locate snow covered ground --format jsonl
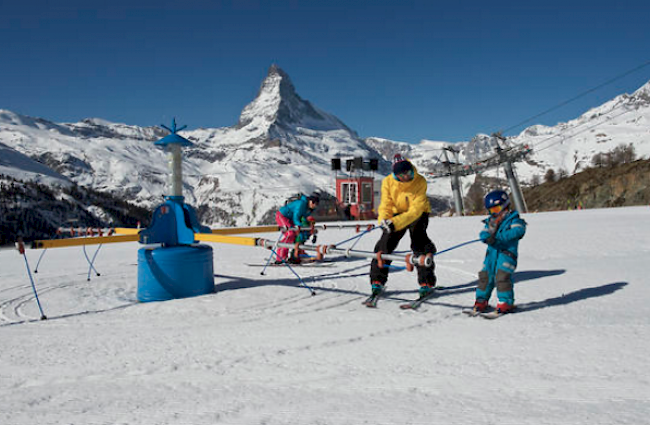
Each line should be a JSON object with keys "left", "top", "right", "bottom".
{"left": 1, "top": 206, "right": 649, "bottom": 425}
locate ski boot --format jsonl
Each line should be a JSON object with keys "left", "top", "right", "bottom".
{"left": 473, "top": 299, "right": 488, "bottom": 312}
{"left": 371, "top": 281, "right": 385, "bottom": 296}
{"left": 363, "top": 282, "right": 386, "bottom": 307}
{"left": 285, "top": 248, "right": 301, "bottom": 264}
{"left": 496, "top": 302, "right": 514, "bottom": 314}
{"left": 418, "top": 283, "right": 435, "bottom": 300}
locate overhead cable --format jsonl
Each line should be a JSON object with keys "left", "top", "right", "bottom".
{"left": 499, "top": 59, "right": 650, "bottom": 136}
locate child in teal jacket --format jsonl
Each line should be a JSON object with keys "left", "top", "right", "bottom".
{"left": 275, "top": 193, "right": 319, "bottom": 263}
{"left": 474, "top": 190, "right": 527, "bottom": 314}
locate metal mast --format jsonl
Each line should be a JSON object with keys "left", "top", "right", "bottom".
{"left": 442, "top": 147, "right": 465, "bottom": 216}
{"left": 492, "top": 133, "right": 527, "bottom": 213}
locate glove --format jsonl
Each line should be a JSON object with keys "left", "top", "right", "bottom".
{"left": 380, "top": 219, "right": 395, "bottom": 234}
{"left": 487, "top": 220, "right": 497, "bottom": 235}
{"left": 485, "top": 217, "right": 502, "bottom": 245}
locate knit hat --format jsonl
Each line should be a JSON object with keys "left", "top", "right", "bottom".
{"left": 392, "top": 154, "right": 413, "bottom": 175}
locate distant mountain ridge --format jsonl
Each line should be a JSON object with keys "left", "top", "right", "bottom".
{"left": 0, "top": 142, "right": 71, "bottom": 186}
{"left": 1, "top": 65, "right": 649, "bottom": 233}
{"left": 0, "top": 65, "right": 383, "bottom": 230}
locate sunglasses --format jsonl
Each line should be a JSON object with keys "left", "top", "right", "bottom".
{"left": 488, "top": 205, "right": 504, "bottom": 215}
{"left": 395, "top": 169, "right": 414, "bottom": 182}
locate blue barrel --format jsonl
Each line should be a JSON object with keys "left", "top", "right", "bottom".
{"left": 137, "top": 245, "right": 214, "bottom": 302}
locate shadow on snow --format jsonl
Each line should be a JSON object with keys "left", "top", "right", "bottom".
{"left": 214, "top": 267, "right": 571, "bottom": 304}
{"left": 516, "top": 281, "right": 628, "bottom": 313}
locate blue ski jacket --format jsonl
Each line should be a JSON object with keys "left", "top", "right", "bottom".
{"left": 279, "top": 195, "right": 313, "bottom": 226}
{"left": 480, "top": 210, "right": 527, "bottom": 276}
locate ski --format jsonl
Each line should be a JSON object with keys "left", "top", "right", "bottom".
{"left": 245, "top": 262, "right": 334, "bottom": 268}
{"left": 295, "top": 257, "right": 334, "bottom": 264}
{"left": 480, "top": 307, "right": 516, "bottom": 319}
{"left": 362, "top": 294, "right": 380, "bottom": 308}
{"left": 399, "top": 289, "right": 437, "bottom": 310}
{"left": 462, "top": 307, "right": 515, "bottom": 319}
{"left": 362, "top": 288, "right": 385, "bottom": 308}
{"left": 264, "top": 255, "right": 338, "bottom": 263}
{"left": 479, "top": 311, "right": 503, "bottom": 320}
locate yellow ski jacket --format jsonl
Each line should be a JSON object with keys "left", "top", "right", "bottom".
{"left": 377, "top": 164, "right": 431, "bottom": 231}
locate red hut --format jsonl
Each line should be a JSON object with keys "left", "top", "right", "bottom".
{"left": 336, "top": 176, "right": 376, "bottom": 220}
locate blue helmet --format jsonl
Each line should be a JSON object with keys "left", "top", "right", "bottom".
{"left": 484, "top": 190, "right": 510, "bottom": 210}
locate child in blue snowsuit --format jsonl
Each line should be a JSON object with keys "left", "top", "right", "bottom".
{"left": 473, "top": 190, "right": 527, "bottom": 314}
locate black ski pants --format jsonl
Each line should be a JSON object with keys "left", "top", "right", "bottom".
{"left": 369, "top": 213, "right": 436, "bottom": 286}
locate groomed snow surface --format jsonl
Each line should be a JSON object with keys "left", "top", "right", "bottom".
{"left": 2, "top": 207, "right": 649, "bottom": 425}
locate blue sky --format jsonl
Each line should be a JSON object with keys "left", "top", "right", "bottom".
{"left": 2, "top": 0, "right": 650, "bottom": 143}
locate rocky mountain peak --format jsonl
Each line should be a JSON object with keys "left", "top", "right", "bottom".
{"left": 265, "top": 64, "right": 297, "bottom": 99}
{"left": 630, "top": 79, "right": 650, "bottom": 106}
{"left": 237, "top": 65, "right": 337, "bottom": 131}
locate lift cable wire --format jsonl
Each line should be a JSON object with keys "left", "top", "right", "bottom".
{"left": 498, "top": 59, "right": 650, "bottom": 136}
{"left": 436, "top": 61, "right": 650, "bottom": 177}
{"left": 528, "top": 107, "right": 632, "bottom": 155}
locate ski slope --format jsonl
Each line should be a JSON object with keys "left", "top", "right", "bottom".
{"left": 1, "top": 206, "right": 649, "bottom": 424}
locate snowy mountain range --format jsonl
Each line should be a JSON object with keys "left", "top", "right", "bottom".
{"left": 1, "top": 65, "right": 649, "bottom": 229}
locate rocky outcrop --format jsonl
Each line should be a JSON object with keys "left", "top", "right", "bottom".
{"left": 523, "top": 159, "right": 650, "bottom": 211}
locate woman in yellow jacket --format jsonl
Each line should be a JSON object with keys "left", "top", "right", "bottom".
{"left": 370, "top": 154, "right": 437, "bottom": 299}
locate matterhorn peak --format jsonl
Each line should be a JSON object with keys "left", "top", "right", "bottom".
{"left": 236, "top": 64, "right": 353, "bottom": 134}
{"left": 265, "top": 64, "right": 297, "bottom": 99}
{"left": 237, "top": 64, "right": 296, "bottom": 128}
